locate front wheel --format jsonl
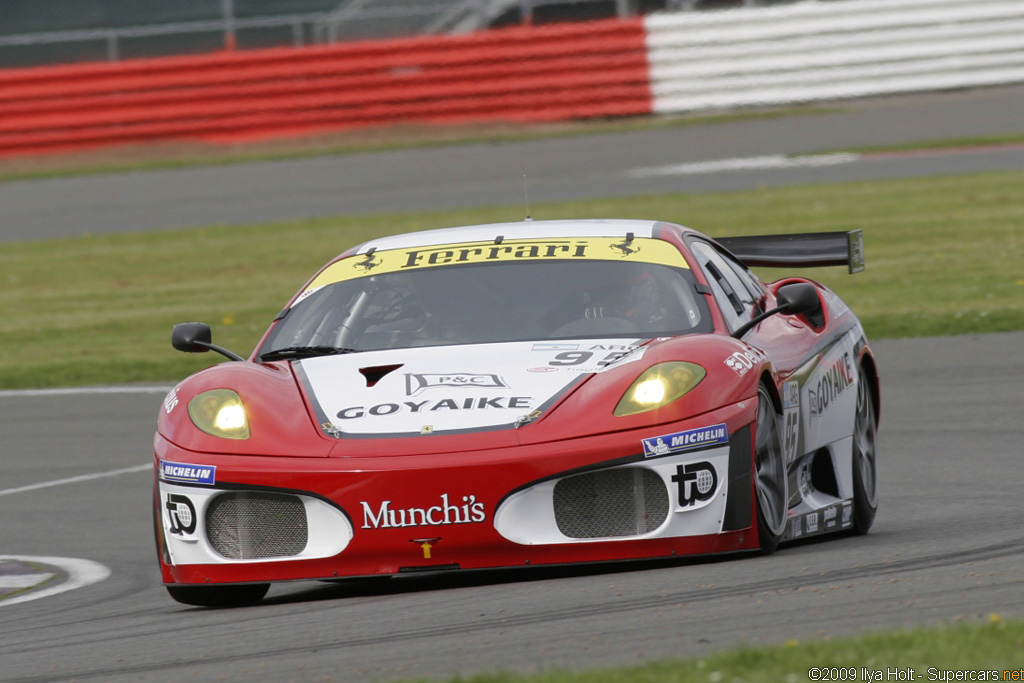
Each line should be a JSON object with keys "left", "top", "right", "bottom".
{"left": 754, "top": 384, "right": 788, "bottom": 554}
{"left": 851, "top": 364, "right": 878, "bottom": 534}
{"left": 166, "top": 583, "right": 270, "bottom": 608}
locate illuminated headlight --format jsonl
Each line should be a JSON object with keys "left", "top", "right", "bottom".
{"left": 188, "top": 389, "right": 250, "bottom": 439}
{"left": 614, "top": 362, "right": 706, "bottom": 417}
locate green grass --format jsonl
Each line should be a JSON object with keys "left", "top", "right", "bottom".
{"left": 2, "top": 170, "right": 1023, "bottom": 389}
{"left": 395, "top": 616, "right": 1023, "bottom": 683}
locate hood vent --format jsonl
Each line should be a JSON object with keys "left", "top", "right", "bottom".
{"left": 359, "top": 363, "right": 403, "bottom": 387}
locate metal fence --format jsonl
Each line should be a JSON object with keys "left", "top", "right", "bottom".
{"left": 0, "top": 0, "right": 816, "bottom": 67}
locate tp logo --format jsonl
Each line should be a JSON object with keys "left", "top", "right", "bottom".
{"left": 166, "top": 493, "right": 197, "bottom": 535}
{"left": 672, "top": 462, "right": 718, "bottom": 507}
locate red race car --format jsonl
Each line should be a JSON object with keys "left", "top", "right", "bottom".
{"left": 155, "top": 219, "right": 878, "bottom": 607}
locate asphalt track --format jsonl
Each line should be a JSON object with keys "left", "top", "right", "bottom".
{"left": 1, "top": 87, "right": 1023, "bottom": 682}
{"left": 2, "top": 332, "right": 1022, "bottom": 682}
{"left": 3, "top": 85, "right": 1024, "bottom": 242}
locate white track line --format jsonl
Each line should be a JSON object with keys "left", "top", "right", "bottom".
{"left": 0, "top": 556, "right": 111, "bottom": 607}
{"left": 0, "top": 385, "right": 172, "bottom": 398}
{"left": 0, "top": 573, "right": 55, "bottom": 589}
{"left": 628, "top": 152, "right": 860, "bottom": 178}
{"left": 0, "top": 464, "right": 150, "bottom": 497}
{"left": 0, "top": 384, "right": 162, "bottom": 496}
{"left": 0, "top": 386, "right": 150, "bottom": 605}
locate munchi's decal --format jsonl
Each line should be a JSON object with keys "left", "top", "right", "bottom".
{"left": 159, "top": 460, "right": 216, "bottom": 485}
{"left": 163, "top": 388, "right": 179, "bottom": 414}
{"left": 360, "top": 494, "right": 486, "bottom": 529}
{"left": 642, "top": 424, "right": 729, "bottom": 458}
{"left": 296, "top": 237, "right": 690, "bottom": 304}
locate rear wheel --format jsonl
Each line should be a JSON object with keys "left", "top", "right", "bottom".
{"left": 754, "top": 384, "right": 788, "bottom": 554}
{"left": 851, "top": 364, "right": 878, "bottom": 534}
{"left": 166, "top": 583, "right": 270, "bottom": 608}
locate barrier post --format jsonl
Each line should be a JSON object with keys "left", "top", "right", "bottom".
{"left": 221, "top": 0, "right": 237, "bottom": 51}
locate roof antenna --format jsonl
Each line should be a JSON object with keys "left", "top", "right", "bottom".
{"left": 522, "top": 174, "right": 532, "bottom": 222}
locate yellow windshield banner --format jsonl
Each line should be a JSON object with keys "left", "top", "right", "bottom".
{"left": 299, "top": 237, "right": 689, "bottom": 299}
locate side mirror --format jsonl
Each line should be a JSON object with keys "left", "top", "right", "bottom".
{"left": 730, "top": 282, "right": 823, "bottom": 339}
{"left": 172, "top": 322, "right": 212, "bottom": 353}
{"left": 171, "top": 322, "right": 245, "bottom": 362}
{"left": 775, "top": 282, "right": 822, "bottom": 317}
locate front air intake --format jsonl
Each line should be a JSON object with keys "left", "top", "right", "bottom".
{"left": 205, "top": 491, "right": 308, "bottom": 560}
{"left": 553, "top": 467, "right": 669, "bottom": 539}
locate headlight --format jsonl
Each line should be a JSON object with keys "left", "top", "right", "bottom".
{"left": 188, "top": 389, "right": 250, "bottom": 439}
{"left": 614, "top": 362, "right": 706, "bottom": 417}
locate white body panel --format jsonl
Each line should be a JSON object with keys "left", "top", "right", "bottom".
{"left": 303, "top": 339, "right": 647, "bottom": 435}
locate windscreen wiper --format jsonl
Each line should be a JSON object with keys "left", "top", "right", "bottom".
{"left": 259, "top": 346, "right": 361, "bottom": 361}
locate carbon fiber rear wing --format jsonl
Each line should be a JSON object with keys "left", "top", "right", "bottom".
{"left": 716, "top": 229, "right": 864, "bottom": 274}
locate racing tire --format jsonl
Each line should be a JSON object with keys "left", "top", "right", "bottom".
{"left": 166, "top": 583, "right": 270, "bottom": 608}
{"left": 851, "top": 363, "right": 879, "bottom": 535}
{"left": 754, "top": 384, "right": 788, "bottom": 555}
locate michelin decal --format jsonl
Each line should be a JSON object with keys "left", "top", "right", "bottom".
{"left": 642, "top": 424, "right": 729, "bottom": 458}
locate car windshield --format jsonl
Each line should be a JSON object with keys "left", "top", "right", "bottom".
{"left": 260, "top": 258, "right": 712, "bottom": 355}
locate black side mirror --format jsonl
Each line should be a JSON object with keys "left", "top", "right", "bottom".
{"left": 171, "top": 322, "right": 245, "bottom": 361}
{"left": 172, "top": 322, "right": 212, "bottom": 353}
{"left": 731, "top": 282, "right": 823, "bottom": 339}
{"left": 774, "top": 282, "right": 822, "bottom": 317}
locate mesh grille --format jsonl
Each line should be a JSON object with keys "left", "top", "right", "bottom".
{"left": 553, "top": 467, "right": 669, "bottom": 539}
{"left": 205, "top": 491, "right": 308, "bottom": 560}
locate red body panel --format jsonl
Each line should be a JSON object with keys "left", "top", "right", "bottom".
{"left": 156, "top": 396, "right": 760, "bottom": 584}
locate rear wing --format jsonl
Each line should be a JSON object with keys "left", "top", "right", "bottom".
{"left": 717, "top": 229, "right": 864, "bottom": 274}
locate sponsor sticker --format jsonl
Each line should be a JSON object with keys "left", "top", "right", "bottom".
{"left": 547, "top": 346, "right": 646, "bottom": 373}
{"left": 808, "top": 351, "right": 855, "bottom": 419}
{"left": 792, "top": 515, "right": 803, "bottom": 538}
{"left": 806, "top": 511, "right": 819, "bottom": 533}
{"left": 165, "top": 493, "right": 197, "bottom": 536}
{"left": 360, "top": 494, "right": 486, "bottom": 530}
{"left": 841, "top": 501, "right": 853, "bottom": 527}
{"left": 672, "top": 461, "right": 719, "bottom": 508}
{"left": 159, "top": 461, "right": 216, "bottom": 486}
{"left": 642, "top": 424, "right": 729, "bottom": 458}
{"left": 724, "top": 347, "right": 768, "bottom": 377}
{"left": 163, "top": 388, "right": 179, "bottom": 414}
{"left": 782, "top": 380, "right": 800, "bottom": 466}
{"left": 824, "top": 505, "right": 838, "bottom": 529}
{"left": 405, "top": 372, "right": 508, "bottom": 396}
{"left": 532, "top": 343, "right": 580, "bottom": 352}
{"left": 296, "top": 237, "right": 691, "bottom": 301}
{"left": 337, "top": 396, "right": 532, "bottom": 420}
{"left": 782, "top": 381, "right": 800, "bottom": 410}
